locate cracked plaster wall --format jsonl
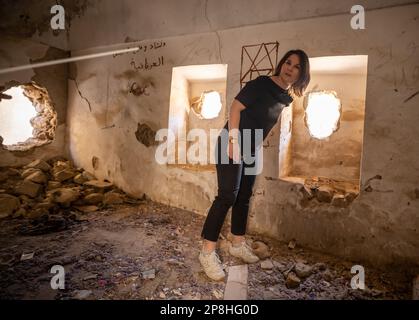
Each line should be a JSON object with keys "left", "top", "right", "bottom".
{"left": 67, "top": 3, "right": 419, "bottom": 268}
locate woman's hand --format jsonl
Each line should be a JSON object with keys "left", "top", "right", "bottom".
{"left": 227, "top": 140, "right": 241, "bottom": 162}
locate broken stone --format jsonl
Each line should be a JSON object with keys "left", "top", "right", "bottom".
{"left": 260, "top": 259, "right": 274, "bottom": 270}
{"left": 83, "top": 180, "right": 113, "bottom": 189}
{"left": 299, "top": 185, "right": 314, "bottom": 199}
{"left": 25, "top": 171, "right": 48, "bottom": 184}
{"left": 272, "top": 260, "right": 288, "bottom": 272}
{"left": 83, "top": 193, "right": 103, "bottom": 205}
{"left": 21, "top": 168, "right": 41, "bottom": 179}
{"left": 33, "top": 200, "right": 54, "bottom": 212}
{"left": 159, "top": 292, "right": 166, "bottom": 299}
{"left": 0, "top": 194, "right": 20, "bottom": 218}
{"left": 53, "top": 160, "right": 70, "bottom": 171}
{"left": 25, "top": 159, "right": 51, "bottom": 172}
{"left": 212, "top": 289, "right": 223, "bottom": 299}
{"left": 74, "top": 205, "right": 99, "bottom": 213}
{"left": 73, "top": 290, "right": 92, "bottom": 300}
{"left": 47, "top": 181, "right": 62, "bottom": 190}
{"left": 285, "top": 272, "right": 301, "bottom": 289}
{"left": 53, "top": 168, "right": 77, "bottom": 182}
{"left": 294, "top": 262, "right": 313, "bottom": 278}
{"left": 50, "top": 188, "right": 81, "bottom": 204}
{"left": 172, "top": 288, "right": 182, "bottom": 296}
{"left": 288, "top": 240, "right": 296, "bottom": 249}
{"left": 142, "top": 269, "right": 156, "bottom": 279}
{"left": 15, "top": 180, "right": 42, "bottom": 198}
{"left": 83, "top": 274, "right": 98, "bottom": 281}
{"left": 316, "top": 185, "right": 334, "bottom": 203}
{"left": 252, "top": 241, "right": 271, "bottom": 259}
{"left": 21, "top": 252, "right": 34, "bottom": 261}
{"left": 73, "top": 173, "right": 87, "bottom": 185}
{"left": 103, "top": 191, "right": 124, "bottom": 205}
{"left": 331, "top": 194, "right": 346, "bottom": 207}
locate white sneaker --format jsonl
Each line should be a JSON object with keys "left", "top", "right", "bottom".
{"left": 228, "top": 241, "right": 260, "bottom": 264}
{"left": 199, "top": 251, "right": 225, "bottom": 281}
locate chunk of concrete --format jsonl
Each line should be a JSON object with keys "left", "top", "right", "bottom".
{"left": 15, "top": 180, "right": 42, "bottom": 198}
{"left": 316, "top": 185, "right": 334, "bottom": 203}
{"left": 0, "top": 194, "right": 20, "bottom": 218}
{"left": 25, "top": 159, "right": 51, "bottom": 172}
{"left": 103, "top": 191, "right": 124, "bottom": 205}
{"left": 224, "top": 265, "right": 248, "bottom": 300}
{"left": 25, "top": 171, "right": 48, "bottom": 184}
{"left": 294, "top": 262, "right": 313, "bottom": 278}
{"left": 285, "top": 272, "right": 301, "bottom": 289}
{"left": 83, "top": 180, "right": 113, "bottom": 189}
{"left": 51, "top": 188, "right": 80, "bottom": 204}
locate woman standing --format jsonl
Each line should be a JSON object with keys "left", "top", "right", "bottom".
{"left": 199, "top": 49, "right": 311, "bottom": 281}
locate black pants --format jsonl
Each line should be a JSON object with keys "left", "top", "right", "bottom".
{"left": 201, "top": 135, "right": 258, "bottom": 242}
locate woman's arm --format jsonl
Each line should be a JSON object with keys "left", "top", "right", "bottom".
{"left": 227, "top": 99, "right": 246, "bottom": 160}
{"left": 228, "top": 99, "right": 246, "bottom": 139}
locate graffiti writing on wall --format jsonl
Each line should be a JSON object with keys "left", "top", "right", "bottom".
{"left": 137, "top": 41, "right": 166, "bottom": 52}
{"left": 128, "top": 40, "right": 166, "bottom": 71}
{"left": 130, "top": 56, "right": 164, "bottom": 71}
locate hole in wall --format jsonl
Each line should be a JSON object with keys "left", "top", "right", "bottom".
{"left": 190, "top": 91, "right": 222, "bottom": 120}
{"left": 304, "top": 90, "right": 341, "bottom": 140}
{"left": 0, "top": 82, "right": 57, "bottom": 152}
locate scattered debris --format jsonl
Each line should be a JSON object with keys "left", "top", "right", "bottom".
{"left": 20, "top": 252, "right": 34, "bottom": 261}
{"left": 288, "top": 240, "right": 296, "bottom": 250}
{"left": 142, "top": 269, "right": 156, "bottom": 280}
{"left": 73, "top": 290, "right": 93, "bottom": 300}
{"left": 260, "top": 259, "right": 274, "bottom": 270}
{"left": 294, "top": 262, "right": 313, "bottom": 278}
{"left": 285, "top": 272, "right": 301, "bottom": 289}
{"left": 212, "top": 289, "right": 223, "bottom": 299}
{"left": 252, "top": 241, "right": 270, "bottom": 259}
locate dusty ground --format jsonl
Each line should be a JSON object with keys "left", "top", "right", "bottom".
{"left": 0, "top": 200, "right": 413, "bottom": 300}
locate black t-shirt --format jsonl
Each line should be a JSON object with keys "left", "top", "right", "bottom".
{"left": 223, "top": 75, "right": 293, "bottom": 153}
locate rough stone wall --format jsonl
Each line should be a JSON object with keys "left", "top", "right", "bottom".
{"left": 67, "top": 3, "right": 419, "bottom": 269}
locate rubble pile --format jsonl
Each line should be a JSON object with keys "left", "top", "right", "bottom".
{"left": 298, "top": 177, "right": 358, "bottom": 207}
{"left": 0, "top": 157, "right": 142, "bottom": 234}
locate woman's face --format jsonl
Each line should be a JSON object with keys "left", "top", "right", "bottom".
{"left": 280, "top": 54, "right": 301, "bottom": 85}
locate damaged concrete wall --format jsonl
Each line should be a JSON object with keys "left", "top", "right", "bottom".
{"left": 67, "top": 3, "right": 419, "bottom": 268}
{"left": 0, "top": 37, "right": 69, "bottom": 166}
{"left": 289, "top": 73, "right": 367, "bottom": 183}
{"left": 0, "top": 0, "right": 90, "bottom": 166}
